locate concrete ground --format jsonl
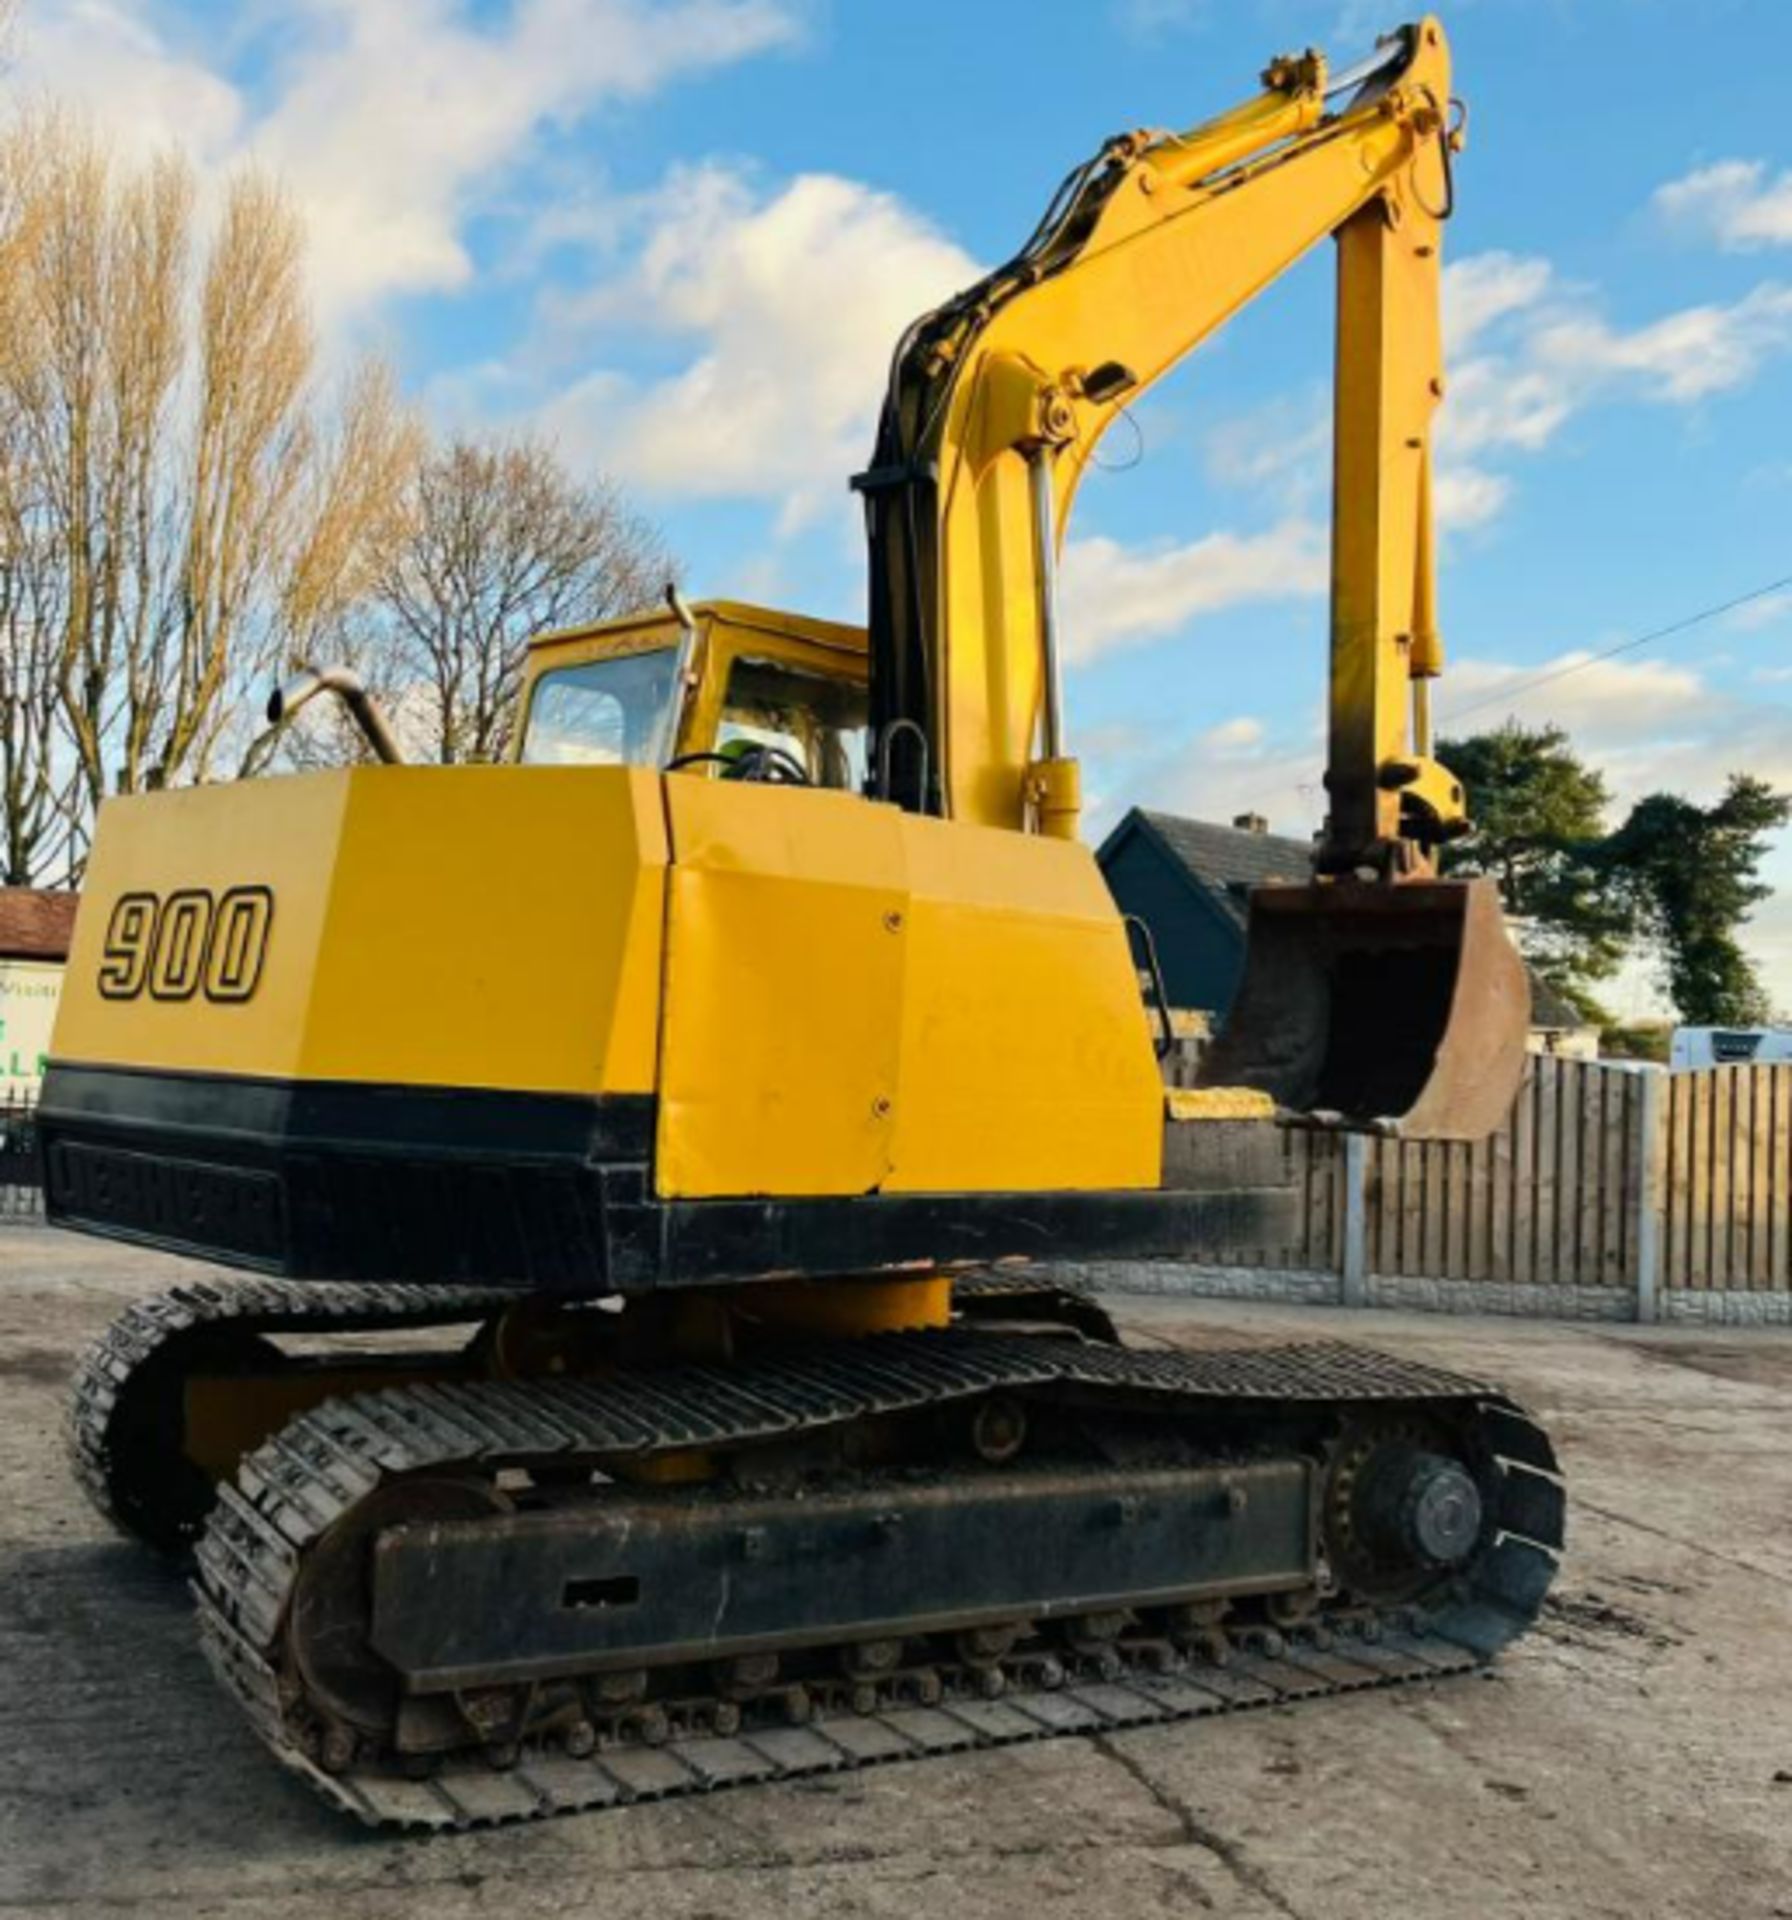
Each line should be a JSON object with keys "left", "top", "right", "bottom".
{"left": 1, "top": 1227, "right": 1788, "bottom": 1920}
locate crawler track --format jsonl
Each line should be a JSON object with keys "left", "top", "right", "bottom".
{"left": 67, "top": 1279, "right": 513, "bottom": 1551}
{"left": 152, "top": 1292, "right": 1563, "bottom": 1831}
{"left": 223, "top": 1611, "right": 1493, "bottom": 1830}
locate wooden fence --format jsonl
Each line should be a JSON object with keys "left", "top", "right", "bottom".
{"left": 1221, "top": 1124, "right": 1344, "bottom": 1274}
{"left": 1364, "top": 1056, "right": 1653, "bottom": 1291}
{"left": 1663, "top": 1063, "right": 1792, "bottom": 1293}
{"left": 1199, "top": 1056, "right": 1791, "bottom": 1305}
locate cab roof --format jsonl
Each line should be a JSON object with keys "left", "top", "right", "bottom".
{"left": 528, "top": 598, "right": 866, "bottom": 659}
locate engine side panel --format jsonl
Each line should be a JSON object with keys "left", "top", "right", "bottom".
{"left": 51, "top": 765, "right": 668, "bottom": 1096}
{"left": 55, "top": 772, "right": 353, "bottom": 1082}
{"left": 887, "top": 809, "right": 1163, "bottom": 1193}
{"left": 655, "top": 778, "right": 1163, "bottom": 1199}
{"left": 656, "top": 777, "right": 908, "bottom": 1199}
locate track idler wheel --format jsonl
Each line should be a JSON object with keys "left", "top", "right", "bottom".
{"left": 1326, "top": 1418, "right": 1490, "bottom": 1603}
{"left": 287, "top": 1475, "right": 511, "bottom": 1755}
{"left": 83, "top": 1325, "right": 287, "bottom": 1554}
{"left": 1355, "top": 1449, "right": 1484, "bottom": 1571}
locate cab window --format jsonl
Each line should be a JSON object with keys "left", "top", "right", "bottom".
{"left": 717, "top": 656, "right": 868, "bottom": 790}
{"left": 519, "top": 651, "right": 677, "bottom": 767}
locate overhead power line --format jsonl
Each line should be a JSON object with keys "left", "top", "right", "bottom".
{"left": 1437, "top": 570, "right": 1792, "bottom": 729}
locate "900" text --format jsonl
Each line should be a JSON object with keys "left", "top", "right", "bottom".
{"left": 98, "top": 887, "right": 274, "bottom": 1003}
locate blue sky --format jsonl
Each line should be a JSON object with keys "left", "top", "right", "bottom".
{"left": 18, "top": 0, "right": 1792, "bottom": 1011}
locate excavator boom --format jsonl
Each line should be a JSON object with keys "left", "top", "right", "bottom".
{"left": 862, "top": 22, "right": 1450, "bottom": 848}
{"left": 858, "top": 16, "right": 1526, "bottom": 1136}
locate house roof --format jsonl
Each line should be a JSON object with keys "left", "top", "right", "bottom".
{"left": 1527, "top": 972, "right": 1585, "bottom": 1031}
{"left": 1100, "top": 808, "right": 1591, "bottom": 1032}
{"left": 1103, "top": 809, "right": 1312, "bottom": 930}
{"left": 0, "top": 889, "right": 78, "bottom": 961}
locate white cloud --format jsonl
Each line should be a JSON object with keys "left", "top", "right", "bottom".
{"left": 1430, "top": 249, "right": 1792, "bottom": 525}
{"left": 1443, "top": 251, "right": 1553, "bottom": 354}
{"left": 1204, "top": 247, "right": 1792, "bottom": 542}
{"left": 1203, "top": 392, "right": 1329, "bottom": 514}
{"left": 1202, "top": 715, "right": 1264, "bottom": 752}
{"left": 259, "top": 0, "right": 798, "bottom": 325}
{"left": 1439, "top": 651, "right": 1711, "bottom": 746}
{"left": 536, "top": 166, "right": 978, "bottom": 529}
{"left": 1437, "top": 352, "right": 1571, "bottom": 458}
{"left": 1059, "top": 519, "right": 1326, "bottom": 664}
{"left": 1727, "top": 589, "right": 1792, "bottom": 633}
{"left": 1111, "top": 0, "right": 1206, "bottom": 38}
{"left": 10, "top": 0, "right": 799, "bottom": 328}
{"left": 1530, "top": 284, "right": 1792, "bottom": 403}
{"left": 11, "top": 0, "right": 243, "bottom": 164}
{"left": 1431, "top": 463, "right": 1509, "bottom": 531}
{"left": 1655, "top": 159, "right": 1792, "bottom": 251}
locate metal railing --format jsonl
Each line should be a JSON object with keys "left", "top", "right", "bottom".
{"left": 0, "top": 1088, "right": 42, "bottom": 1222}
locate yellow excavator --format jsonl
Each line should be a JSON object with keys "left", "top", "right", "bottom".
{"left": 38, "top": 16, "right": 1560, "bottom": 1829}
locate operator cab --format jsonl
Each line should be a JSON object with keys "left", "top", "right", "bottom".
{"left": 516, "top": 598, "right": 870, "bottom": 790}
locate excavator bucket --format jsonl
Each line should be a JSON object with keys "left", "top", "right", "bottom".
{"left": 1195, "top": 876, "right": 1529, "bottom": 1140}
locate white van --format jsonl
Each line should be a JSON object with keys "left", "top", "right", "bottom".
{"left": 1669, "top": 1026, "right": 1792, "bottom": 1069}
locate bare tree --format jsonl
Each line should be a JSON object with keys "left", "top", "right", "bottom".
{"left": 0, "top": 489, "right": 71, "bottom": 882}
{"left": 0, "top": 117, "right": 69, "bottom": 882}
{"left": 234, "top": 357, "right": 419, "bottom": 777}
{"left": 0, "top": 526, "right": 71, "bottom": 883}
{"left": 364, "top": 436, "right": 671, "bottom": 765}
{"left": 0, "top": 115, "right": 417, "bottom": 881}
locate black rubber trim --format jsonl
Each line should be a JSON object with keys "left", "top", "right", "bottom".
{"left": 37, "top": 1063, "right": 1296, "bottom": 1296}
{"left": 643, "top": 1187, "right": 1293, "bottom": 1288}
{"left": 39, "top": 1062, "right": 655, "bottom": 1161}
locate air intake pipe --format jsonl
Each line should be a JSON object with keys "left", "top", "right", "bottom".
{"left": 266, "top": 665, "right": 404, "bottom": 765}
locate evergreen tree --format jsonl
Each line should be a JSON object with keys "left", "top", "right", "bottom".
{"left": 1438, "top": 723, "right": 1636, "bottom": 1021}
{"left": 1602, "top": 776, "right": 1791, "bottom": 1025}
{"left": 1440, "top": 725, "right": 1788, "bottom": 1026}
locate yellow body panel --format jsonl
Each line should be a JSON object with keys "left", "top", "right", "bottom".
{"left": 744, "top": 1276, "right": 953, "bottom": 1335}
{"left": 656, "top": 778, "right": 1162, "bottom": 1198}
{"left": 1166, "top": 1087, "right": 1276, "bottom": 1122}
{"left": 59, "top": 775, "right": 349, "bottom": 1080}
{"left": 657, "top": 777, "right": 907, "bottom": 1197}
{"left": 525, "top": 598, "right": 865, "bottom": 672}
{"left": 54, "top": 767, "right": 668, "bottom": 1095}
{"left": 885, "top": 811, "right": 1163, "bottom": 1192}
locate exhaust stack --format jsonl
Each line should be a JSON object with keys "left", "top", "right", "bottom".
{"left": 266, "top": 665, "right": 405, "bottom": 766}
